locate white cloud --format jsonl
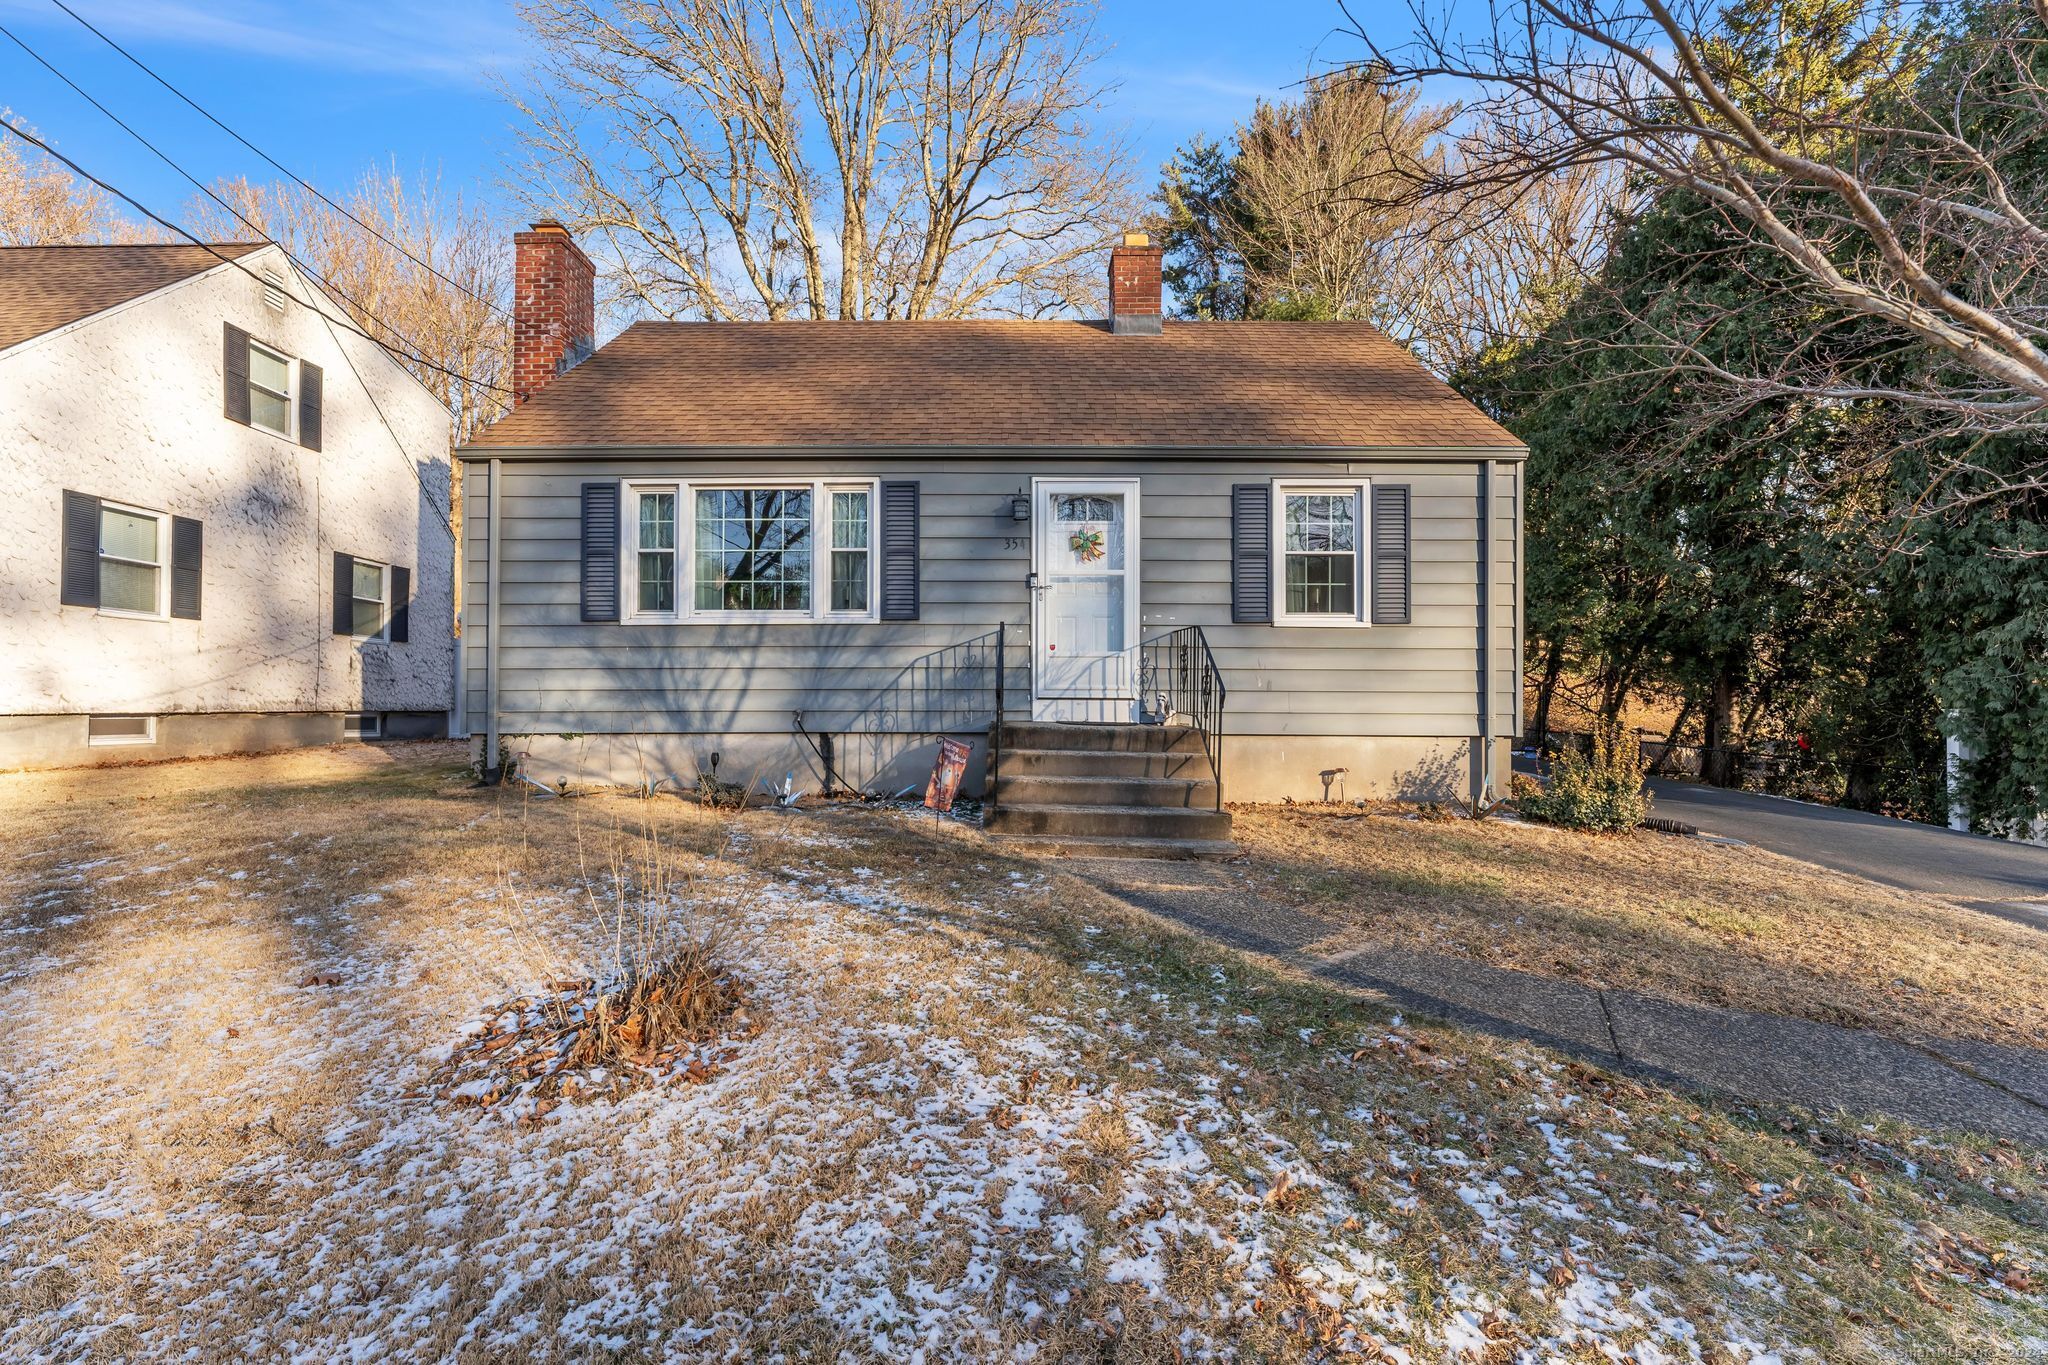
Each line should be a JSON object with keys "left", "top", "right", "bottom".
{"left": 6, "top": 0, "right": 528, "bottom": 83}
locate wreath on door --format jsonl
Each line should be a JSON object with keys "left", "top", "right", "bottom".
{"left": 1069, "top": 526, "right": 1106, "bottom": 563}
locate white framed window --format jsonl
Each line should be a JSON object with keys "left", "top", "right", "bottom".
{"left": 827, "top": 487, "right": 872, "bottom": 615}
{"left": 343, "top": 712, "right": 381, "bottom": 739}
{"left": 247, "top": 339, "right": 294, "bottom": 437}
{"left": 624, "top": 479, "right": 879, "bottom": 623}
{"left": 97, "top": 500, "right": 170, "bottom": 619}
{"left": 87, "top": 714, "right": 157, "bottom": 746}
{"left": 633, "top": 487, "right": 679, "bottom": 616}
{"left": 1273, "top": 480, "right": 1369, "bottom": 627}
{"left": 351, "top": 559, "right": 390, "bottom": 641}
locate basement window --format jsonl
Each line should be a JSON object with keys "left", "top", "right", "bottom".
{"left": 343, "top": 713, "right": 382, "bottom": 739}
{"left": 87, "top": 714, "right": 157, "bottom": 746}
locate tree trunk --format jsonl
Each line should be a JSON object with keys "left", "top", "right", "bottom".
{"left": 1530, "top": 638, "right": 1565, "bottom": 755}
{"left": 1647, "top": 695, "right": 1696, "bottom": 777}
{"left": 1702, "top": 670, "right": 1738, "bottom": 787}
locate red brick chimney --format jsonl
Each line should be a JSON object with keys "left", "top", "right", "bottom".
{"left": 512, "top": 220, "right": 596, "bottom": 406}
{"left": 1108, "top": 231, "right": 1163, "bottom": 335}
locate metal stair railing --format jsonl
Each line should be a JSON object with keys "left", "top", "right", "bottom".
{"left": 1136, "top": 625, "right": 1227, "bottom": 812}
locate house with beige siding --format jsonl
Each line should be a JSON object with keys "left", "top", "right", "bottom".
{"left": 0, "top": 243, "right": 454, "bottom": 769}
{"left": 462, "top": 223, "right": 1522, "bottom": 854}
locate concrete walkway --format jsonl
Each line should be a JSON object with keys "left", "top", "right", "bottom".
{"left": 1071, "top": 857, "right": 2048, "bottom": 1144}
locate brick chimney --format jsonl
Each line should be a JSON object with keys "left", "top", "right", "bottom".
{"left": 512, "top": 220, "right": 596, "bottom": 406}
{"left": 1108, "top": 231, "right": 1163, "bottom": 335}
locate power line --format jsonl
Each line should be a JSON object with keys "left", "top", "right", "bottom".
{"left": 317, "top": 307, "right": 458, "bottom": 547}
{"left": 0, "top": 22, "right": 509, "bottom": 399}
{"left": 0, "top": 110, "right": 459, "bottom": 547}
{"left": 0, "top": 117, "right": 514, "bottom": 400}
{"left": 50, "top": 0, "right": 510, "bottom": 322}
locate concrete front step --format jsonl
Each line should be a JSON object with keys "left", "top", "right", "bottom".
{"left": 984, "top": 802, "right": 1232, "bottom": 841}
{"left": 1000, "top": 747, "right": 1215, "bottom": 780}
{"left": 997, "top": 774, "right": 1220, "bottom": 809}
{"left": 997, "top": 721, "right": 1206, "bottom": 755}
{"left": 988, "top": 833, "right": 1238, "bottom": 860}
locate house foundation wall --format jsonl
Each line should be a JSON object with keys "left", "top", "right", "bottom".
{"left": 0, "top": 711, "right": 447, "bottom": 772}
{"left": 488, "top": 729, "right": 1512, "bottom": 806}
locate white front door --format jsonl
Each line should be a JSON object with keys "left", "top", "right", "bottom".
{"left": 1032, "top": 478, "right": 1140, "bottom": 722}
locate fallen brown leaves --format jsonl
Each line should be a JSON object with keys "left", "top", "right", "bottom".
{"left": 430, "top": 949, "right": 763, "bottom": 1113}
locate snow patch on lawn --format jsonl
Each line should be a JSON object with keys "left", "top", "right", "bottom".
{"left": 0, "top": 823, "right": 1822, "bottom": 1361}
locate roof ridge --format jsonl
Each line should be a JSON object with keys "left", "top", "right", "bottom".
{"left": 0, "top": 240, "right": 267, "bottom": 251}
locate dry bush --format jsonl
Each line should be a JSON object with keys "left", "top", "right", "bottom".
{"left": 436, "top": 803, "right": 760, "bottom": 1109}
{"left": 1518, "top": 723, "right": 1648, "bottom": 832}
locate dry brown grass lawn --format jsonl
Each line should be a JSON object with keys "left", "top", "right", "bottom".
{"left": 0, "top": 745, "right": 2043, "bottom": 1362}
{"left": 1232, "top": 805, "right": 2048, "bottom": 1048}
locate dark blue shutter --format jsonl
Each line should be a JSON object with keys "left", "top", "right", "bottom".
{"left": 1371, "top": 484, "right": 1411, "bottom": 625}
{"left": 878, "top": 481, "right": 920, "bottom": 621}
{"left": 1230, "top": 483, "right": 1271, "bottom": 624}
{"left": 223, "top": 323, "right": 250, "bottom": 425}
{"left": 389, "top": 566, "right": 411, "bottom": 642}
{"left": 333, "top": 552, "right": 353, "bottom": 635}
{"left": 580, "top": 482, "right": 620, "bottom": 622}
{"left": 299, "top": 362, "right": 323, "bottom": 451}
{"left": 170, "top": 516, "right": 203, "bottom": 620}
{"left": 61, "top": 490, "right": 100, "bottom": 608}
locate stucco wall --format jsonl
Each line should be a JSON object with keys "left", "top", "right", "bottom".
{"left": 0, "top": 247, "right": 454, "bottom": 726}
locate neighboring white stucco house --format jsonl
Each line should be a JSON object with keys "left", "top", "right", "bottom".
{"left": 0, "top": 242, "right": 455, "bottom": 769}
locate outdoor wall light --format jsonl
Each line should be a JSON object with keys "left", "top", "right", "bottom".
{"left": 1010, "top": 495, "right": 1031, "bottom": 523}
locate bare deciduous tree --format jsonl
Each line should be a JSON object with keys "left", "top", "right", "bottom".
{"left": 508, "top": 0, "right": 1137, "bottom": 320}
{"left": 0, "top": 114, "right": 140, "bottom": 245}
{"left": 1229, "top": 71, "right": 1456, "bottom": 321}
{"left": 1350, "top": 0, "right": 2048, "bottom": 492}
{"left": 1379, "top": 118, "right": 1628, "bottom": 374}
{"left": 190, "top": 168, "right": 511, "bottom": 443}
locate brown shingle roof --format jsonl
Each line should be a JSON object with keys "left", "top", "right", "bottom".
{"left": 0, "top": 242, "right": 268, "bottom": 353}
{"left": 465, "top": 319, "right": 1522, "bottom": 453}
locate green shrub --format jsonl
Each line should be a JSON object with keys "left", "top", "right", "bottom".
{"left": 1518, "top": 725, "right": 1650, "bottom": 832}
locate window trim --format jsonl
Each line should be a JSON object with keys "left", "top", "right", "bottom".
{"left": 95, "top": 499, "right": 171, "bottom": 621}
{"left": 247, "top": 338, "right": 296, "bottom": 439}
{"left": 1271, "top": 478, "right": 1372, "bottom": 629}
{"left": 350, "top": 558, "right": 391, "bottom": 643}
{"left": 621, "top": 478, "right": 881, "bottom": 625}
{"left": 87, "top": 714, "right": 157, "bottom": 747}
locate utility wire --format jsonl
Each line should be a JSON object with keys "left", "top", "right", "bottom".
{"left": 50, "top": 0, "right": 511, "bottom": 322}
{"left": 0, "top": 110, "right": 459, "bottom": 547}
{"left": 0, "top": 22, "right": 509, "bottom": 399}
{"left": 0, "top": 117, "right": 514, "bottom": 399}
{"left": 317, "top": 306, "right": 458, "bottom": 547}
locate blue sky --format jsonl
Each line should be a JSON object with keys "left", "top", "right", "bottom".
{"left": 0, "top": 0, "right": 1381, "bottom": 236}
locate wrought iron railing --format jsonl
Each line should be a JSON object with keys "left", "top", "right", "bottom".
{"left": 1138, "top": 625, "right": 1227, "bottom": 811}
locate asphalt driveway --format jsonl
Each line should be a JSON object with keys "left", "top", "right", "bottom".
{"left": 1642, "top": 778, "right": 2048, "bottom": 913}
{"left": 1509, "top": 752, "right": 2048, "bottom": 913}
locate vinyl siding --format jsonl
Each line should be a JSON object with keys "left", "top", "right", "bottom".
{"left": 461, "top": 456, "right": 1522, "bottom": 743}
